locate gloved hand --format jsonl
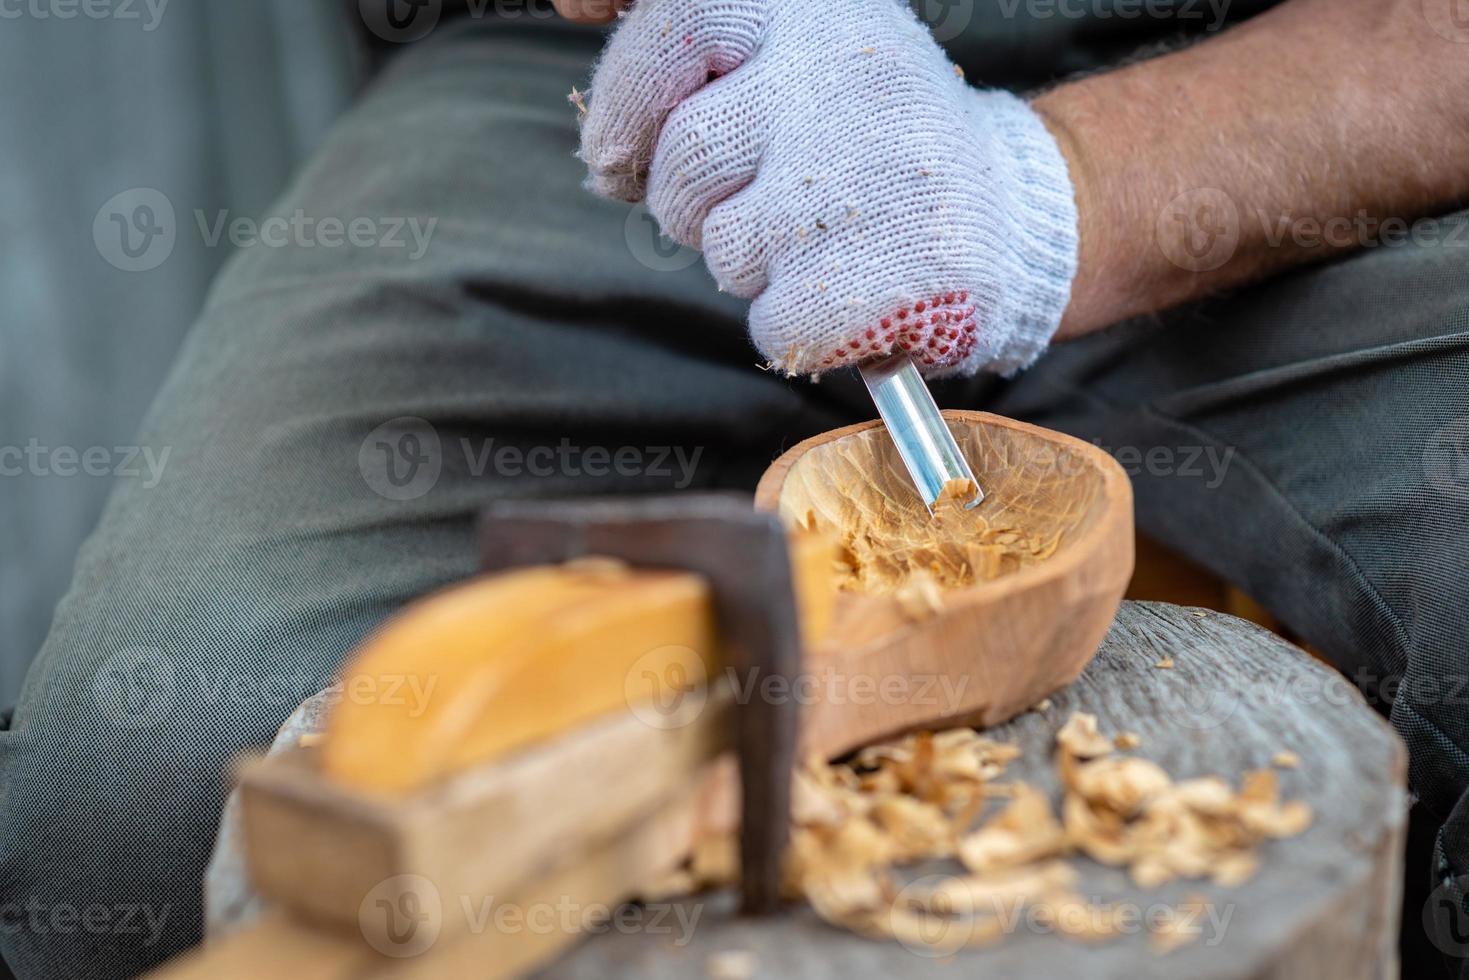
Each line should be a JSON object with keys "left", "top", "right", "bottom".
{"left": 576, "top": 0, "right": 1079, "bottom": 377}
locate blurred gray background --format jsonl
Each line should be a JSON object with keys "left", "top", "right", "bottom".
{"left": 0, "top": 0, "right": 362, "bottom": 706}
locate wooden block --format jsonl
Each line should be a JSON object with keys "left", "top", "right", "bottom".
{"left": 240, "top": 689, "right": 734, "bottom": 934}
{"left": 158, "top": 789, "right": 704, "bottom": 980}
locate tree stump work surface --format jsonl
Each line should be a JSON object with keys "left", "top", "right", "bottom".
{"left": 541, "top": 601, "right": 1409, "bottom": 980}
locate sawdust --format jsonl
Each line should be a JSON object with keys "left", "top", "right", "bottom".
{"left": 650, "top": 713, "right": 1312, "bottom": 956}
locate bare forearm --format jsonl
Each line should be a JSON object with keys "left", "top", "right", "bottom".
{"left": 1034, "top": 0, "right": 1469, "bottom": 339}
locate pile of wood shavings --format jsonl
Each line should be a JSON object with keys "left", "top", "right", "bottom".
{"left": 794, "top": 486, "right": 1063, "bottom": 597}
{"left": 651, "top": 713, "right": 1312, "bottom": 956}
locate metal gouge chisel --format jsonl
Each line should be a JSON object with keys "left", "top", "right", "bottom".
{"left": 859, "top": 352, "right": 984, "bottom": 512}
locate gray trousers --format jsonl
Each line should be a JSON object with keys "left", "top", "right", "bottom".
{"left": 3, "top": 10, "right": 1468, "bottom": 980}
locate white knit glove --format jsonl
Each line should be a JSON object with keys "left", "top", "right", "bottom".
{"left": 577, "top": 0, "right": 1079, "bottom": 377}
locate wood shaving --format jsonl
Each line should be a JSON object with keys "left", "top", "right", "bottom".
{"left": 649, "top": 712, "right": 1310, "bottom": 957}
{"left": 1059, "top": 720, "right": 1312, "bottom": 890}
{"left": 784, "top": 450, "right": 1065, "bottom": 594}
{"left": 1272, "top": 751, "right": 1300, "bottom": 769}
{"left": 1055, "top": 712, "right": 1113, "bottom": 758}
{"left": 958, "top": 785, "right": 1067, "bottom": 873}
{"left": 706, "top": 950, "right": 757, "bottom": 980}
{"left": 893, "top": 570, "right": 945, "bottom": 621}
{"left": 1154, "top": 657, "right": 1175, "bottom": 669}
{"left": 936, "top": 477, "right": 979, "bottom": 508}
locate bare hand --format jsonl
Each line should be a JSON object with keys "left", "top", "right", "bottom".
{"left": 551, "top": 0, "right": 629, "bottom": 24}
